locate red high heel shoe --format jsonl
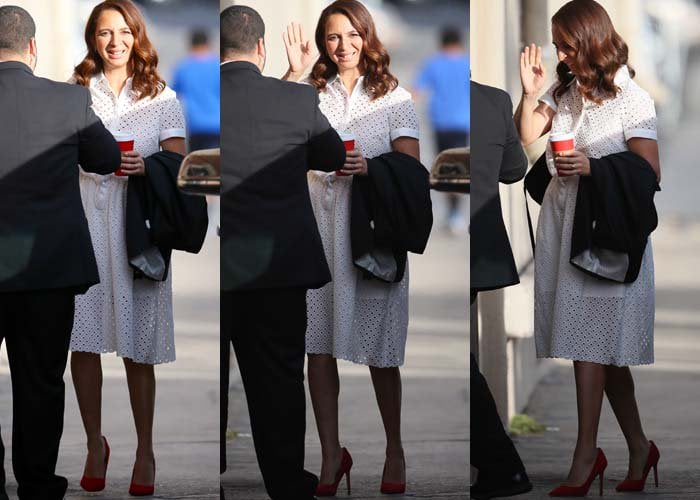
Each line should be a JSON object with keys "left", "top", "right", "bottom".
{"left": 615, "top": 441, "right": 660, "bottom": 492}
{"left": 380, "top": 457, "right": 406, "bottom": 494}
{"left": 549, "top": 448, "right": 608, "bottom": 497}
{"left": 128, "top": 458, "right": 155, "bottom": 496}
{"left": 80, "top": 436, "right": 110, "bottom": 492}
{"left": 316, "top": 448, "right": 353, "bottom": 496}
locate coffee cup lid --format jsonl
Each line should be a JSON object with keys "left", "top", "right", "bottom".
{"left": 111, "top": 130, "right": 134, "bottom": 142}
{"left": 337, "top": 130, "right": 356, "bottom": 141}
{"left": 550, "top": 132, "right": 574, "bottom": 142}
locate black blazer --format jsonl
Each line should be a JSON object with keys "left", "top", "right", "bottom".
{"left": 126, "top": 151, "right": 209, "bottom": 281}
{"left": 351, "top": 152, "right": 433, "bottom": 283}
{"left": 220, "top": 61, "right": 345, "bottom": 291}
{"left": 470, "top": 81, "right": 528, "bottom": 292}
{"left": 571, "top": 151, "right": 659, "bottom": 283}
{"left": 0, "top": 61, "right": 120, "bottom": 293}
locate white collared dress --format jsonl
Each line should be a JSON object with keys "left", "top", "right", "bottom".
{"left": 70, "top": 74, "right": 186, "bottom": 365}
{"left": 305, "top": 75, "right": 420, "bottom": 367}
{"left": 534, "top": 66, "right": 658, "bottom": 366}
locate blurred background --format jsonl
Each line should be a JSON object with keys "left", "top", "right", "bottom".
{"left": 0, "top": 1, "right": 220, "bottom": 498}
{"left": 471, "top": 0, "right": 700, "bottom": 495}
{"left": 221, "top": 0, "right": 469, "bottom": 498}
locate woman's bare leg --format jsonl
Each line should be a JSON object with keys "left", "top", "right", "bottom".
{"left": 123, "top": 358, "right": 156, "bottom": 485}
{"left": 564, "top": 361, "right": 606, "bottom": 485}
{"left": 307, "top": 353, "right": 343, "bottom": 484}
{"left": 369, "top": 366, "right": 404, "bottom": 484}
{"left": 604, "top": 365, "right": 650, "bottom": 479}
{"left": 71, "top": 351, "right": 107, "bottom": 478}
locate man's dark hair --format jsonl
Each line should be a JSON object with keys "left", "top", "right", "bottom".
{"left": 191, "top": 29, "right": 208, "bottom": 48}
{"left": 0, "top": 5, "right": 35, "bottom": 55}
{"left": 221, "top": 5, "right": 265, "bottom": 57}
{"left": 441, "top": 27, "right": 462, "bottom": 47}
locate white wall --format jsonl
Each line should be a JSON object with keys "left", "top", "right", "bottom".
{"left": 221, "top": 0, "right": 325, "bottom": 79}
{"left": 10, "top": 0, "right": 81, "bottom": 81}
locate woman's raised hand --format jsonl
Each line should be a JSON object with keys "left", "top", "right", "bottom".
{"left": 283, "top": 22, "right": 315, "bottom": 80}
{"left": 520, "top": 43, "right": 546, "bottom": 97}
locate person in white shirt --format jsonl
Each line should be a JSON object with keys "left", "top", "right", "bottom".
{"left": 283, "top": 0, "right": 420, "bottom": 495}
{"left": 68, "top": 0, "right": 186, "bottom": 495}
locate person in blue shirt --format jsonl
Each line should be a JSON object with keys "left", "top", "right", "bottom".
{"left": 172, "top": 29, "right": 220, "bottom": 151}
{"left": 414, "top": 27, "right": 469, "bottom": 235}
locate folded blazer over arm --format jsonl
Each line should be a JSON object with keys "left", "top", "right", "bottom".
{"left": 126, "top": 150, "right": 209, "bottom": 281}
{"left": 571, "top": 150, "right": 660, "bottom": 283}
{"left": 350, "top": 151, "right": 433, "bottom": 283}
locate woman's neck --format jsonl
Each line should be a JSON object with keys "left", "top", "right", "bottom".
{"left": 104, "top": 66, "right": 130, "bottom": 97}
{"left": 338, "top": 67, "right": 362, "bottom": 95}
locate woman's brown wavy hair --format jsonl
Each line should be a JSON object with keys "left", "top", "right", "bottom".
{"left": 551, "top": 0, "right": 634, "bottom": 105}
{"left": 73, "top": 0, "right": 164, "bottom": 100}
{"left": 308, "top": 0, "right": 398, "bottom": 100}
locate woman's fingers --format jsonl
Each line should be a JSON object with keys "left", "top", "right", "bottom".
{"left": 554, "top": 157, "right": 577, "bottom": 166}
{"left": 296, "top": 22, "right": 304, "bottom": 44}
{"left": 535, "top": 45, "right": 542, "bottom": 68}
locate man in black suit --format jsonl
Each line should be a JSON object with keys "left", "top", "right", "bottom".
{"left": 0, "top": 6, "right": 120, "bottom": 500}
{"left": 219, "top": 6, "right": 345, "bottom": 500}
{"left": 470, "top": 81, "right": 532, "bottom": 499}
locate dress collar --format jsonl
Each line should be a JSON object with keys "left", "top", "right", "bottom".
{"left": 90, "top": 72, "right": 136, "bottom": 98}
{"left": 613, "top": 65, "right": 631, "bottom": 85}
{"left": 574, "top": 64, "right": 631, "bottom": 88}
{"left": 329, "top": 73, "right": 365, "bottom": 93}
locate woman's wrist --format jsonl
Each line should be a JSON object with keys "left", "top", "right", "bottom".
{"left": 283, "top": 68, "right": 304, "bottom": 81}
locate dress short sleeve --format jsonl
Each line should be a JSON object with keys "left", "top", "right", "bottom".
{"left": 158, "top": 87, "right": 187, "bottom": 142}
{"left": 539, "top": 81, "right": 560, "bottom": 111}
{"left": 622, "top": 85, "right": 657, "bottom": 141}
{"left": 388, "top": 86, "right": 420, "bottom": 142}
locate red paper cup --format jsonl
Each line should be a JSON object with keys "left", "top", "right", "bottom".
{"left": 550, "top": 132, "right": 575, "bottom": 176}
{"left": 111, "top": 131, "right": 134, "bottom": 176}
{"left": 550, "top": 132, "right": 575, "bottom": 154}
{"left": 336, "top": 131, "right": 356, "bottom": 176}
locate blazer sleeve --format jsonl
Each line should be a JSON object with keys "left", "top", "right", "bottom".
{"left": 307, "top": 90, "right": 345, "bottom": 172}
{"left": 499, "top": 90, "right": 528, "bottom": 184}
{"left": 77, "top": 88, "right": 120, "bottom": 175}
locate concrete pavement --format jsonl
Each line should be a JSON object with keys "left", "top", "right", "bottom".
{"left": 0, "top": 213, "right": 220, "bottom": 499}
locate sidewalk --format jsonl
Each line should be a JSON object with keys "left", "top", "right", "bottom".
{"left": 509, "top": 217, "right": 700, "bottom": 499}
{"left": 0, "top": 220, "right": 220, "bottom": 499}
{"left": 223, "top": 197, "right": 469, "bottom": 500}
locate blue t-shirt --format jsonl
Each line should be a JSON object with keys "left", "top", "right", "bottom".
{"left": 414, "top": 52, "right": 470, "bottom": 132}
{"left": 172, "top": 53, "right": 220, "bottom": 134}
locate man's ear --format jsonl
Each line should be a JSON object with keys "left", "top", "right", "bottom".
{"left": 257, "top": 38, "right": 266, "bottom": 71}
{"left": 28, "top": 37, "right": 38, "bottom": 69}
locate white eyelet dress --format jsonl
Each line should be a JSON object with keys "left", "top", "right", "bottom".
{"left": 534, "top": 66, "right": 658, "bottom": 366}
{"left": 305, "top": 75, "right": 420, "bottom": 368}
{"left": 70, "top": 74, "right": 186, "bottom": 365}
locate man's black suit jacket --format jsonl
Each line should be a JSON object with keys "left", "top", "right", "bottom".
{"left": 470, "top": 81, "right": 528, "bottom": 291}
{"left": 221, "top": 61, "right": 345, "bottom": 291}
{"left": 0, "top": 61, "right": 120, "bottom": 293}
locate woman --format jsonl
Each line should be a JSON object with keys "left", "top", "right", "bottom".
{"left": 283, "top": 0, "right": 420, "bottom": 495}
{"left": 69, "top": 0, "right": 185, "bottom": 495}
{"left": 514, "top": 0, "right": 660, "bottom": 496}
